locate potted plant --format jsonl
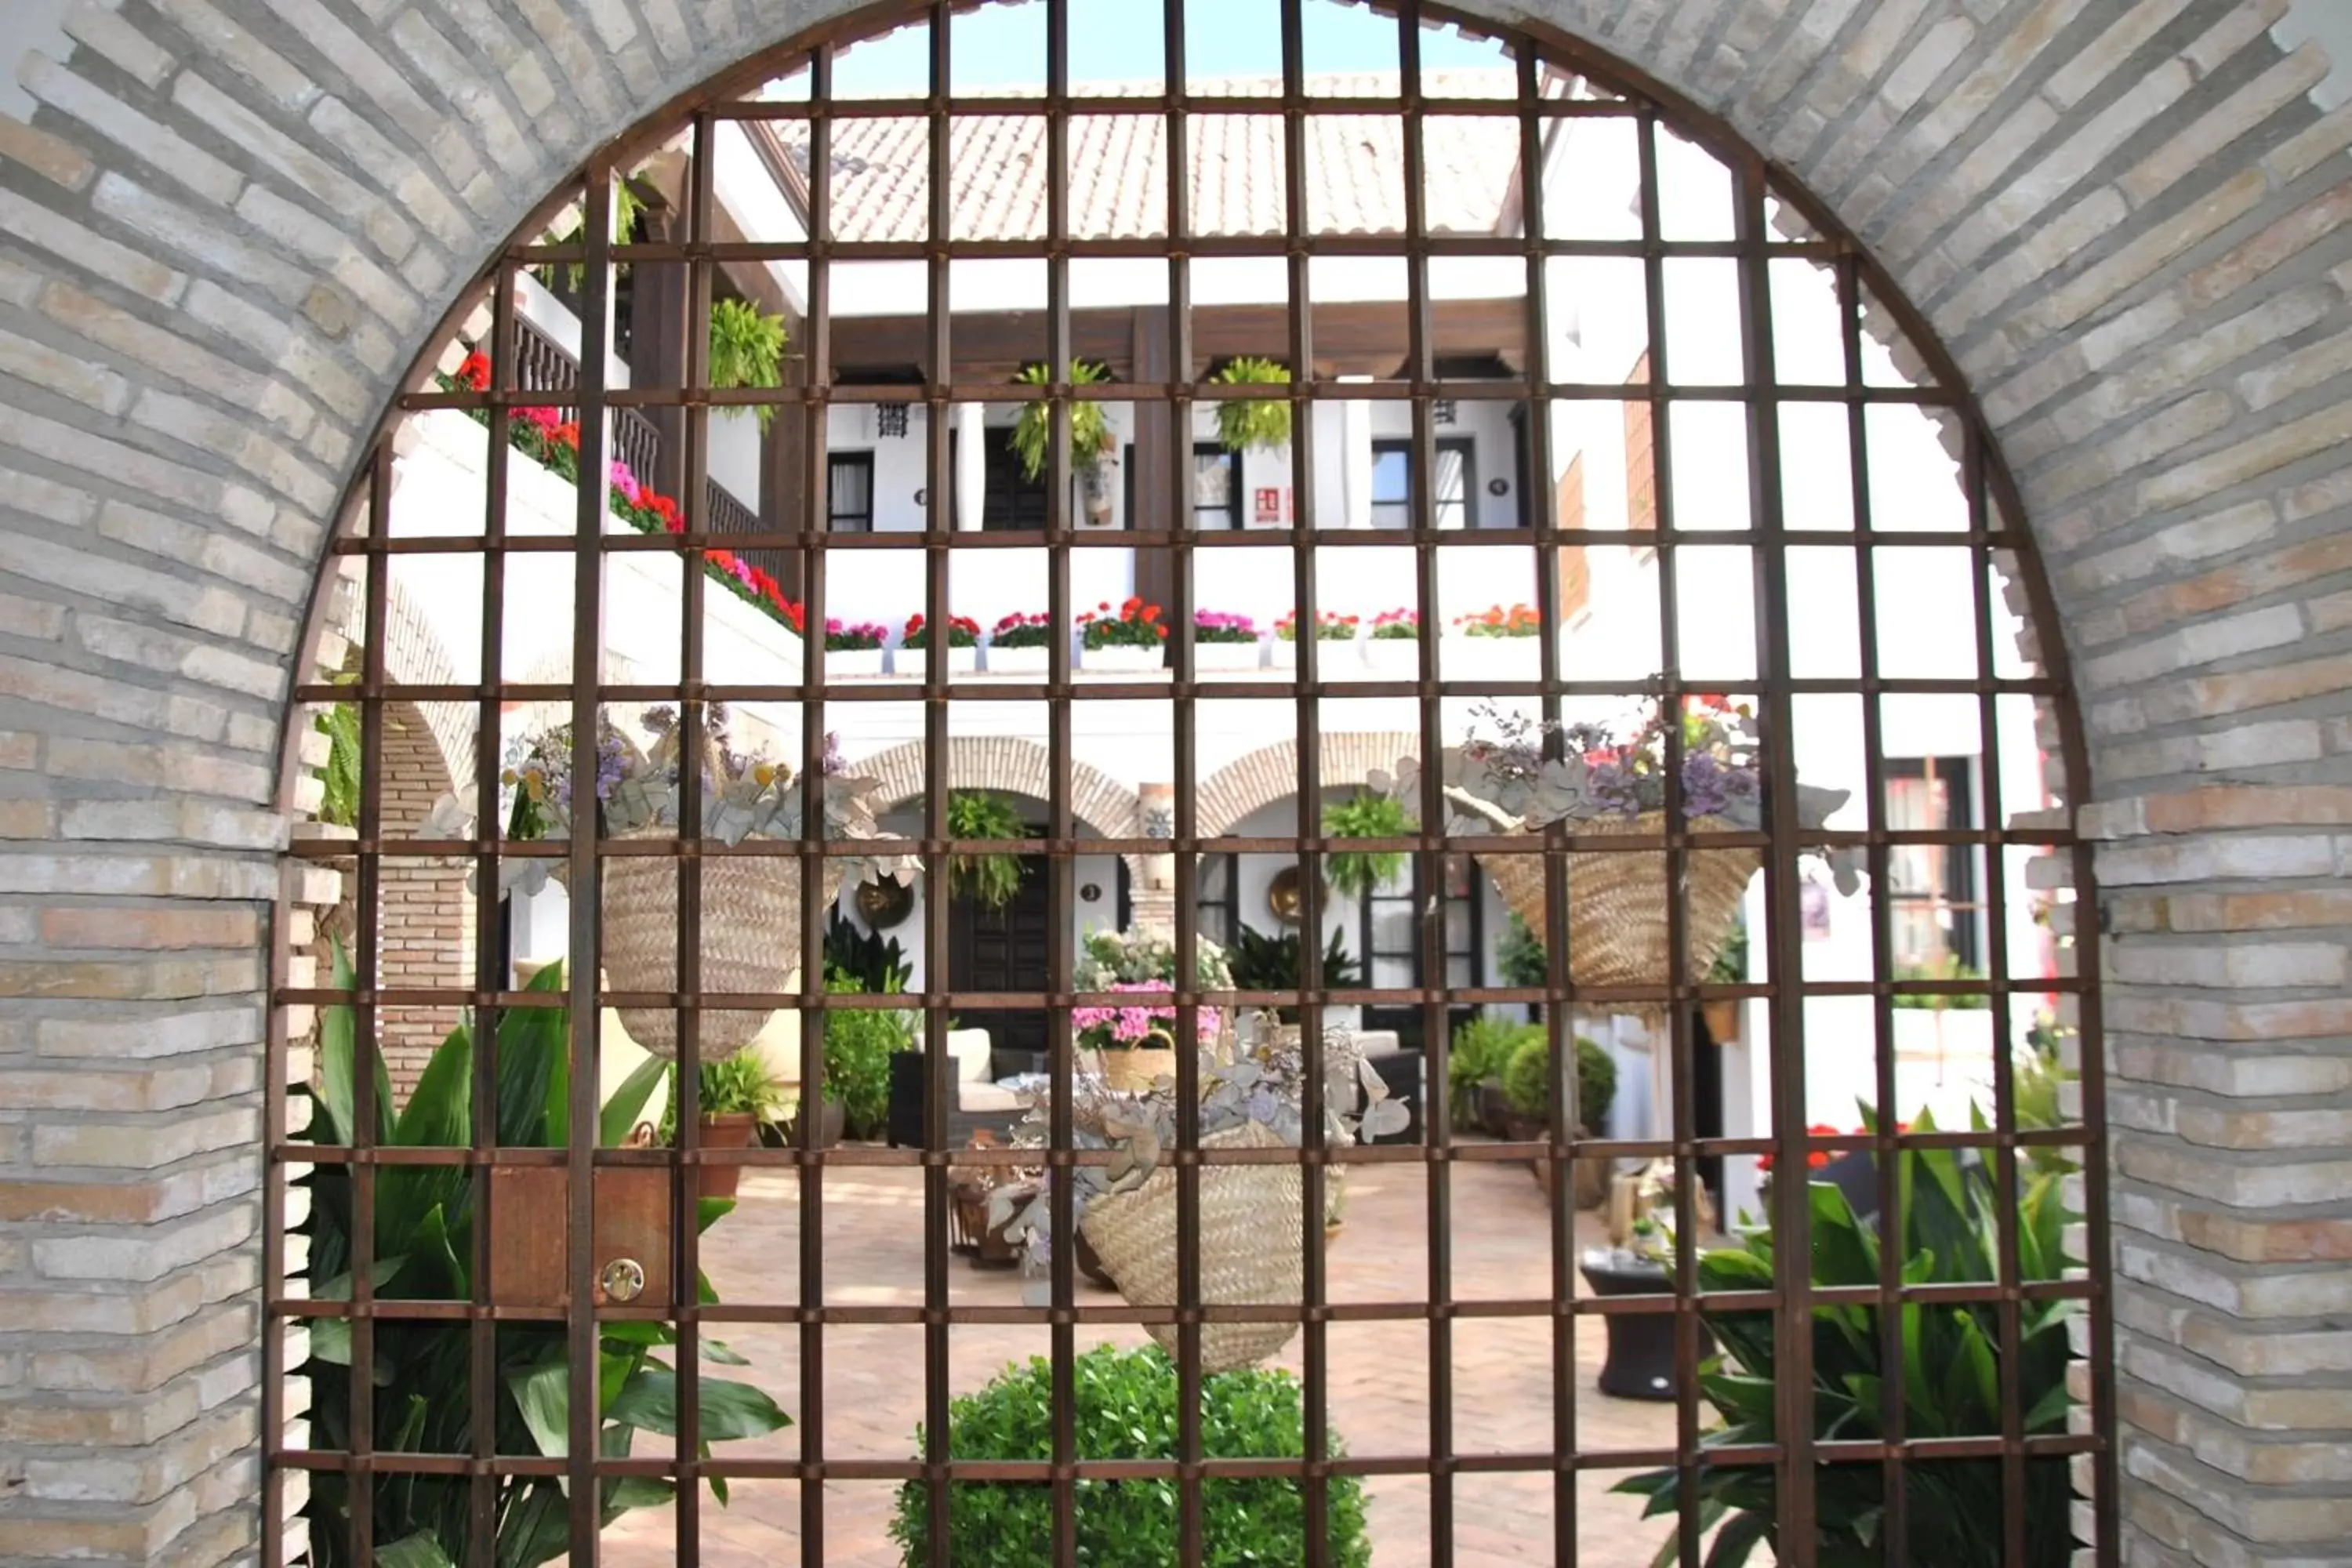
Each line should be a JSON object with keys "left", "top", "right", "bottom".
{"left": 1077, "top": 596, "right": 1168, "bottom": 671}
{"left": 896, "top": 611, "right": 979, "bottom": 679}
{"left": 662, "top": 1044, "right": 786, "bottom": 1199}
{"left": 1360, "top": 606, "right": 1420, "bottom": 678}
{"left": 1446, "top": 1014, "right": 1529, "bottom": 1135}
{"left": 303, "top": 949, "right": 792, "bottom": 1563}
{"left": 1072, "top": 926, "right": 1231, "bottom": 1091}
{"left": 708, "top": 296, "right": 789, "bottom": 431}
{"left": 825, "top": 616, "right": 888, "bottom": 679}
{"left": 1011, "top": 360, "right": 1119, "bottom": 525}
{"left": 946, "top": 789, "right": 1029, "bottom": 909}
{"left": 822, "top": 967, "right": 912, "bottom": 1142}
{"left": 1190, "top": 608, "right": 1263, "bottom": 673}
{"left": 1320, "top": 787, "right": 1412, "bottom": 902}
{"left": 1700, "top": 916, "right": 1748, "bottom": 1044}
{"left": 985, "top": 609, "right": 1055, "bottom": 674}
{"left": 1496, "top": 910, "right": 1548, "bottom": 1018}
{"left": 1616, "top": 1110, "right": 2078, "bottom": 1565}
{"left": 1225, "top": 924, "right": 1363, "bottom": 1024}
{"left": 1500, "top": 1029, "right": 1617, "bottom": 1139}
{"left": 1446, "top": 601, "right": 1541, "bottom": 681}
{"left": 439, "top": 705, "right": 916, "bottom": 1061}
{"left": 1269, "top": 608, "right": 1357, "bottom": 668}
{"left": 1209, "top": 356, "right": 1293, "bottom": 453}
{"left": 889, "top": 1345, "right": 1370, "bottom": 1566}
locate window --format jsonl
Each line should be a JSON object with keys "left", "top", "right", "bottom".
{"left": 826, "top": 451, "right": 874, "bottom": 532}
{"left": 1196, "top": 853, "right": 1240, "bottom": 949}
{"left": 1370, "top": 437, "right": 1476, "bottom": 528}
{"left": 1886, "top": 757, "right": 1981, "bottom": 972}
{"left": 1122, "top": 442, "right": 1245, "bottom": 529}
{"left": 981, "top": 424, "right": 1048, "bottom": 530}
{"left": 1358, "top": 851, "right": 1482, "bottom": 1048}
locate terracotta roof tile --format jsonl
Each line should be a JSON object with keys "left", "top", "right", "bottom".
{"left": 785, "top": 70, "right": 1521, "bottom": 242}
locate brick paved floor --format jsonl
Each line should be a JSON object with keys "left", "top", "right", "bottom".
{"left": 605, "top": 1156, "right": 1686, "bottom": 1567}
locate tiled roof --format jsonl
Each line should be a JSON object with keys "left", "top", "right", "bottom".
{"left": 783, "top": 71, "right": 1523, "bottom": 241}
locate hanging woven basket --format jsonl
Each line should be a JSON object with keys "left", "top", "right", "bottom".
{"left": 1079, "top": 1120, "right": 1302, "bottom": 1374}
{"left": 1480, "top": 811, "right": 1758, "bottom": 1024}
{"left": 600, "top": 826, "right": 846, "bottom": 1060}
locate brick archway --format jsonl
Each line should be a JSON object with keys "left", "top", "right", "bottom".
{"left": 1196, "top": 732, "right": 1425, "bottom": 837}
{"left": 850, "top": 734, "right": 1151, "bottom": 894}
{"left": 2, "top": 3, "right": 2349, "bottom": 1563}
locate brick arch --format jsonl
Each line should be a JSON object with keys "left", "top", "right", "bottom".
{"left": 372, "top": 699, "right": 474, "bottom": 1092}
{"left": 854, "top": 733, "right": 1141, "bottom": 847}
{"left": 2, "top": 3, "right": 2350, "bottom": 1563}
{"left": 1196, "top": 733, "right": 1425, "bottom": 838}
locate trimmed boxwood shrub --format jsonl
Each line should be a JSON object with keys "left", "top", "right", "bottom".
{"left": 889, "top": 1343, "right": 1372, "bottom": 1567}
{"left": 1501, "top": 1031, "right": 1617, "bottom": 1134}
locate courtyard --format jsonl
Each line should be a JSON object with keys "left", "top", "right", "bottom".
{"left": 602, "top": 1159, "right": 1679, "bottom": 1568}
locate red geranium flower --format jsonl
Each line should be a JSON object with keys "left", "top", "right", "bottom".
{"left": 455, "top": 349, "right": 490, "bottom": 392}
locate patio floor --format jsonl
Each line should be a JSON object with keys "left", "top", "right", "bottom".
{"left": 604, "top": 1155, "right": 1686, "bottom": 1567}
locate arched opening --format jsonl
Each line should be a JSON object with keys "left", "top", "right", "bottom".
{"left": 270, "top": 4, "right": 2107, "bottom": 1565}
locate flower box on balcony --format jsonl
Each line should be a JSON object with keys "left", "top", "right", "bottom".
{"left": 1078, "top": 645, "right": 1167, "bottom": 673}
{"left": 1191, "top": 640, "right": 1263, "bottom": 673}
{"left": 1356, "top": 636, "right": 1421, "bottom": 681}
{"left": 826, "top": 648, "right": 885, "bottom": 679}
{"left": 986, "top": 644, "right": 1051, "bottom": 677}
{"left": 1441, "top": 633, "right": 1535, "bottom": 684}
{"left": 895, "top": 647, "right": 979, "bottom": 680}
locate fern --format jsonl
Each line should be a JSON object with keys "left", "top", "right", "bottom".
{"left": 1210, "top": 357, "right": 1293, "bottom": 452}
{"left": 946, "top": 790, "right": 1029, "bottom": 909}
{"left": 1011, "top": 361, "right": 1115, "bottom": 481}
{"left": 314, "top": 692, "right": 361, "bottom": 828}
{"left": 709, "top": 298, "right": 789, "bottom": 432}
{"left": 1321, "top": 789, "right": 1412, "bottom": 901}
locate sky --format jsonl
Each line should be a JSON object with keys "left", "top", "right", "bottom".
{"left": 821, "top": 0, "right": 1512, "bottom": 96}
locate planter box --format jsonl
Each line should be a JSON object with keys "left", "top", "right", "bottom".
{"left": 1442, "top": 633, "right": 1537, "bottom": 684}
{"left": 893, "top": 646, "right": 978, "bottom": 679}
{"left": 985, "top": 644, "right": 1051, "bottom": 676}
{"left": 1190, "top": 640, "right": 1263, "bottom": 673}
{"left": 1267, "top": 639, "right": 1352, "bottom": 671}
{"left": 1078, "top": 644, "right": 1166, "bottom": 673}
{"left": 1356, "top": 637, "right": 1421, "bottom": 681}
{"left": 825, "top": 647, "right": 885, "bottom": 680}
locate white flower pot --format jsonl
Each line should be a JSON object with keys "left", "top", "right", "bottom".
{"left": 894, "top": 646, "right": 978, "bottom": 679}
{"left": 1190, "top": 640, "right": 1263, "bottom": 673}
{"left": 1079, "top": 644, "right": 1167, "bottom": 673}
{"left": 825, "top": 648, "right": 885, "bottom": 680}
{"left": 1268, "top": 639, "right": 1298, "bottom": 669}
{"left": 986, "top": 644, "right": 1051, "bottom": 676}
{"left": 1443, "top": 633, "right": 1536, "bottom": 683}
{"left": 1356, "top": 637, "right": 1421, "bottom": 680}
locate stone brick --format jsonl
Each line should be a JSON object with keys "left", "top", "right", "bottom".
{"left": 0, "top": 113, "right": 98, "bottom": 190}
{"left": 0, "top": 185, "right": 187, "bottom": 304}
{"left": 2121, "top": 43, "right": 2328, "bottom": 209}
{"left": 2044, "top": 0, "right": 2194, "bottom": 107}
{"left": 169, "top": 70, "right": 416, "bottom": 268}
{"left": 19, "top": 54, "right": 245, "bottom": 207}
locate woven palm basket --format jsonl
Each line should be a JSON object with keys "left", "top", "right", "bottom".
{"left": 1483, "top": 811, "right": 1758, "bottom": 1023}
{"left": 1079, "top": 1120, "right": 1303, "bottom": 1374}
{"left": 600, "top": 826, "right": 844, "bottom": 1060}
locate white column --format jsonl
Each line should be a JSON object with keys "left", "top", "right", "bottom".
{"left": 1339, "top": 376, "right": 1374, "bottom": 528}
{"left": 956, "top": 402, "right": 985, "bottom": 531}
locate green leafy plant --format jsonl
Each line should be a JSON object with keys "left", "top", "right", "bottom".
{"left": 314, "top": 691, "right": 361, "bottom": 828}
{"left": 1011, "top": 360, "right": 1115, "bottom": 481}
{"left": 1449, "top": 1014, "right": 1530, "bottom": 1090}
{"left": 824, "top": 909, "right": 913, "bottom": 994}
{"left": 946, "top": 790, "right": 1030, "bottom": 909}
{"left": 303, "top": 945, "right": 789, "bottom": 1567}
{"left": 1498, "top": 1029, "right": 1616, "bottom": 1133}
{"left": 539, "top": 172, "right": 646, "bottom": 293}
{"left": 1210, "top": 356, "right": 1292, "bottom": 452}
{"left": 2013, "top": 1017, "right": 2078, "bottom": 1178}
{"left": 1079, "top": 596, "right": 1168, "bottom": 651}
{"left": 1225, "top": 924, "right": 1364, "bottom": 1023}
{"left": 659, "top": 1046, "right": 784, "bottom": 1143}
{"left": 1615, "top": 1108, "right": 2077, "bottom": 1566}
{"left": 888, "top": 1343, "right": 1370, "bottom": 1567}
{"left": 1893, "top": 954, "right": 1991, "bottom": 1009}
{"left": 1321, "top": 789, "right": 1412, "bottom": 900}
{"left": 823, "top": 967, "right": 912, "bottom": 1138}
{"left": 1496, "top": 913, "right": 1548, "bottom": 989}
{"left": 708, "top": 297, "right": 789, "bottom": 432}
{"left": 1706, "top": 917, "right": 1749, "bottom": 986}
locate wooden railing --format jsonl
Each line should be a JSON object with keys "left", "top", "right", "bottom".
{"left": 510, "top": 315, "right": 700, "bottom": 514}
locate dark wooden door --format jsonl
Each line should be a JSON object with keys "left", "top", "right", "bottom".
{"left": 947, "top": 851, "right": 1051, "bottom": 1062}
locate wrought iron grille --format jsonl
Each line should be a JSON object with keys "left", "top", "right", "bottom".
{"left": 270, "top": 2, "right": 2114, "bottom": 1565}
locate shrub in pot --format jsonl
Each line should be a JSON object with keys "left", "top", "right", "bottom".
{"left": 888, "top": 1343, "right": 1370, "bottom": 1567}
{"left": 1501, "top": 1029, "right": 1616, "bottom": 1138}
{"left": 822, "top": 967, "right": 912, "bottom": 1139}
{"left": 1446, "top": 1014, "right": 1530, "bottom": 1134}
{"left": 1225, "top": 924, "right": 1363, "bottom": 1025}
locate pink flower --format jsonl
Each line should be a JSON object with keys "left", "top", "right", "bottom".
{"left": 608, "top": 459, "right": 641, "bottom": 505}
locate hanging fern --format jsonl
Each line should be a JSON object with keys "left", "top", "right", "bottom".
{"left": 541, "top": 173, "right": 648, "bottom": 294}
{"left": 1011, "top": 361, "right": 1115, "bottom": 482}
{"left": 314, "top": 698, "right": 362, "bottom": 828}
{"left": 1210, "top": 357, "right": 1293, "bottom": 452}
{"left": 709, "top": 297, "right": 789, "bottom": 432}
{"left": 1321, "top": 789, "right": 1412, "bottom": 901}
{"left": 946, "top": 790, "right": 1030, "bottom": 909}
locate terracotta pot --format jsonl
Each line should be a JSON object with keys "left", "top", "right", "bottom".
{"left": 1700, "top": 998, "right": 1743, "bottom": 1044}
{"left": 695, "top": 1111, "right": 761, "bottom": 1200}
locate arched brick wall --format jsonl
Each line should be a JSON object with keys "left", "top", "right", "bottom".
{"left": 2, "top": 3, "right": 2350, "bottom": 1563}
{"left": 1196, "top": 732, "right": 1425, "bottom": 837}
{"left": 854, "top": 735, "right": 1142, "bottom": 844}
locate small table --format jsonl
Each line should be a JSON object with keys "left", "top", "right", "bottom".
{"left": 1579, "top": 1249, "right": 1713, "bottom": 1402}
